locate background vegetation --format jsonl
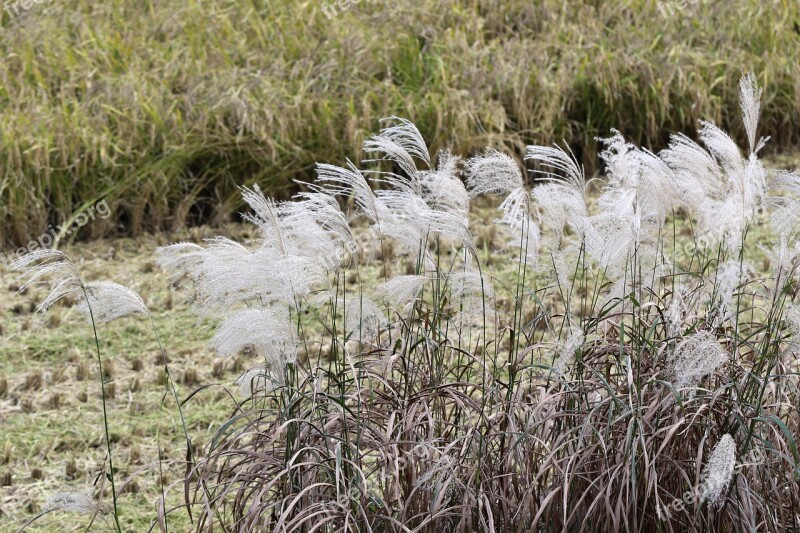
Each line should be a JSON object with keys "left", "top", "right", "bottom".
{"left": 0, "top": 0, "right": 799, "bottom": 248}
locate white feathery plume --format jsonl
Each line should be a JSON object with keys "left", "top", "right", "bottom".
{"left": 584, "top": 203, "right": 642, "bottom": 276}
{"left": 708, "top": 260, "right": 748, "bottom": 327}
{"left": 700, "top": 434, "right": 736, "bottom": 506}
{"left": 784, "top": 305, "right": 800, "bottom": 351}
{"left": 447, "top": 271, "right": 494, "bottom": 303}
{"left": 419, "top": 150, "right": 470, "bottom": 222}
{"left": 498, "top": 187, "right": 533, "bottom": 232}
{"left": 376, "top": 190, "right": 477, "bottom": 261}
{"left": 550, "top": 249, "right": 574, "bottom": 293}
{"left": 176, "top": 238, "right": 292, "bottom": 311}
{"left": 465, "top": 149, "right": 524, "bottom": 197}
{"left": 156, "top": 242, "right": 205, "bottom": 284}
{"left": 315, "top": 161, "right": 380, "bottom": 222}
{"left": 692, "top": 117, "right": 765, "bottom": 249}
{"left": 660, "top": 133, "right": 726, "bottom": 212}
{"left": 761, "top": 234, "right": 800, "bottom": 286}
{"left": 551, "top": 329, "right": 584, "bottom": 377}
{"left": 43, "top": 490, "right": 100, "bottom": 515}
{"left": 739, "top": 71, "right": 764, "bottom": 154}
{"left": 526, "top": 144, "right": 585, "bottom": 194}
{"left": 444, "top": 270, "right": 495, "bottom": 329}
{"left": 240, "top": 185, "right": 288, "bottom": 256}
{"left": 665, "top": 285, "right": 688, "bottom": 339}
{"left": 598, "top": 130, "right": 677, "bottom": 226}
{"left": 527, "top": 144, "right": 588, "bottom": 244}
{"left": 367, "top": 116, "right": 430, "bottom": 167}
{"left": 10, "top": 249, "right": 84, "bottom": 313}
{"left": 345, "top": 296, "right": 387, "bottom": 343}
{"left": 77, "top": 281, "right": 149, "bottom": 324}
{"left": 699, "top": 121, "right": 745, "bottom": 182}
{"left": 280, "top": 191, "right": 355, "bottom": 269}
{"left": 767, "top": 171, "right": 800, "bottom": 237}
{"left": 210, "top": 308, "right": 297, "bottom": 368}
{"left": 363, "top": 117, "right": 429, "bottom": 193}
{"left": 670, "top": 331, "right": 729, "bottom": 389}
{"left": 376, "top": 275, "right": 430, "bottom": 307}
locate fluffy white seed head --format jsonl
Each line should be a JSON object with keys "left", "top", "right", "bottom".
{"left": 11, "top": 249, "right": 84, "bottom": 314}
{"left": 465, "top": 149, "right": 524, "bottom": 197}
{"left": 376, "top": 275, "right": 429, "bottom": 307}
{"left": 345, "top": 296, "right": 386, "bottom": 343}
{"left": 552, "top": 329, "right": 584, "bottom": 378}
{"left": 700, "top": 434, "right": 737, "bottom": 506}
{"left": 210, "top": 308, "right": 297, "bottom": 369}
{"left": 739, "top": 72, "right": 763, "bottom": 154}
{"left": 43, "top": 490, "right": 100, "bottom": 515}
{"left": 315, "top": 160, "right": 380, "bottom": 222}
{"left": 363, "top": 117, "right": 429, "bottom": 193}
{"left": 670, "top": 331, "right": 729, "bottom": 389}
{"left": 77, "top": 281, "right": 149, "bottom": 324}
{"left": 419, "top": 150, "right": 470, "bottom": 222}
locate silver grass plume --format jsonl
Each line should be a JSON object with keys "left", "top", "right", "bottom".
{"left": 739, "top": 71, "right": 764, "bottom": 154}
{"left": 527, "top": 144, "right": 589, "bottom": 243}
{"left": 43, "top": 490, "right": 100, "bottom": 515}
{"left": 660, "top": 133, "right": 726, "bottom": 219}
{"left": 159, "top": 239, "right": 289, "bottom": 312}
{"left": 447, "top": 271, "right": 494, "bottom": 303}
{"left": 784, "top": 305, "right": 800, "bottom": 351}
{"left": 376, "top": 275, "right": 430, "bottom": 307}
{"left": 419, "top": 150, "right": 470, "bottom": 222}
{"left": 700, "top": 434, "right": 737, "bottom": 506}
{"left": 77, "top": 281, "right": 149, "bottom": 324}
{"left": 155, "top": 242, "right": 205, "bottom": 286}
{"left": 241, "top": 184, "right": 288, "bottom": 255}
{"left": 315, "top": 160, "right": 380, "bottom": 222}
{"left": 598, "top": 130, "right": 676, "bottom": 227}
{"left": 376, "top": 190, "right": 477, "bottom": 262}
{"left": 363, "top": 117, "right": 430, "bottom": 194}
{"left": 466, "top": 149, "right": 541, "bottom": 268}
{"left": 670, "top": 331, "right": 729, "bottom": 389}
{"left": 551, "top": 329, "right": 585, "bottom": 378}
{"left": 345, "top": 296, "right": 387, "bottom": 343}
{"left": 446, "top": 271, "right": 494, "bottom": 325}
{"left": 767, "top": 171, "right": 800, "bottom": 237}
{"left": 465, "top": 149, "right": 524, "bottom": 197}
{"left": 761, "top": 234, "right": 800, "bottom": 290}
{"left": 708, "top": 260, "right": 750, "bottom": 327}
{"left": 279, "top": 191, "right": 356, "bottom": 269}
{"left": 666, "top": 285, "right": 688, "bottom": 339}
{"left": 209, "top": 308, "right": 297, "bottom": 369}
{"left": 10, "top": 249, "right": 84, "bottom": 313}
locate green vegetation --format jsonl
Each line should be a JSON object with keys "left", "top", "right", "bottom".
{"left": 1, "top": 0, "right": 799, "bottom": 248}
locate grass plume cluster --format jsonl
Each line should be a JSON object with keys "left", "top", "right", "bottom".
{"left": 1, "top": 0, "right": 799, "bottom": 250}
